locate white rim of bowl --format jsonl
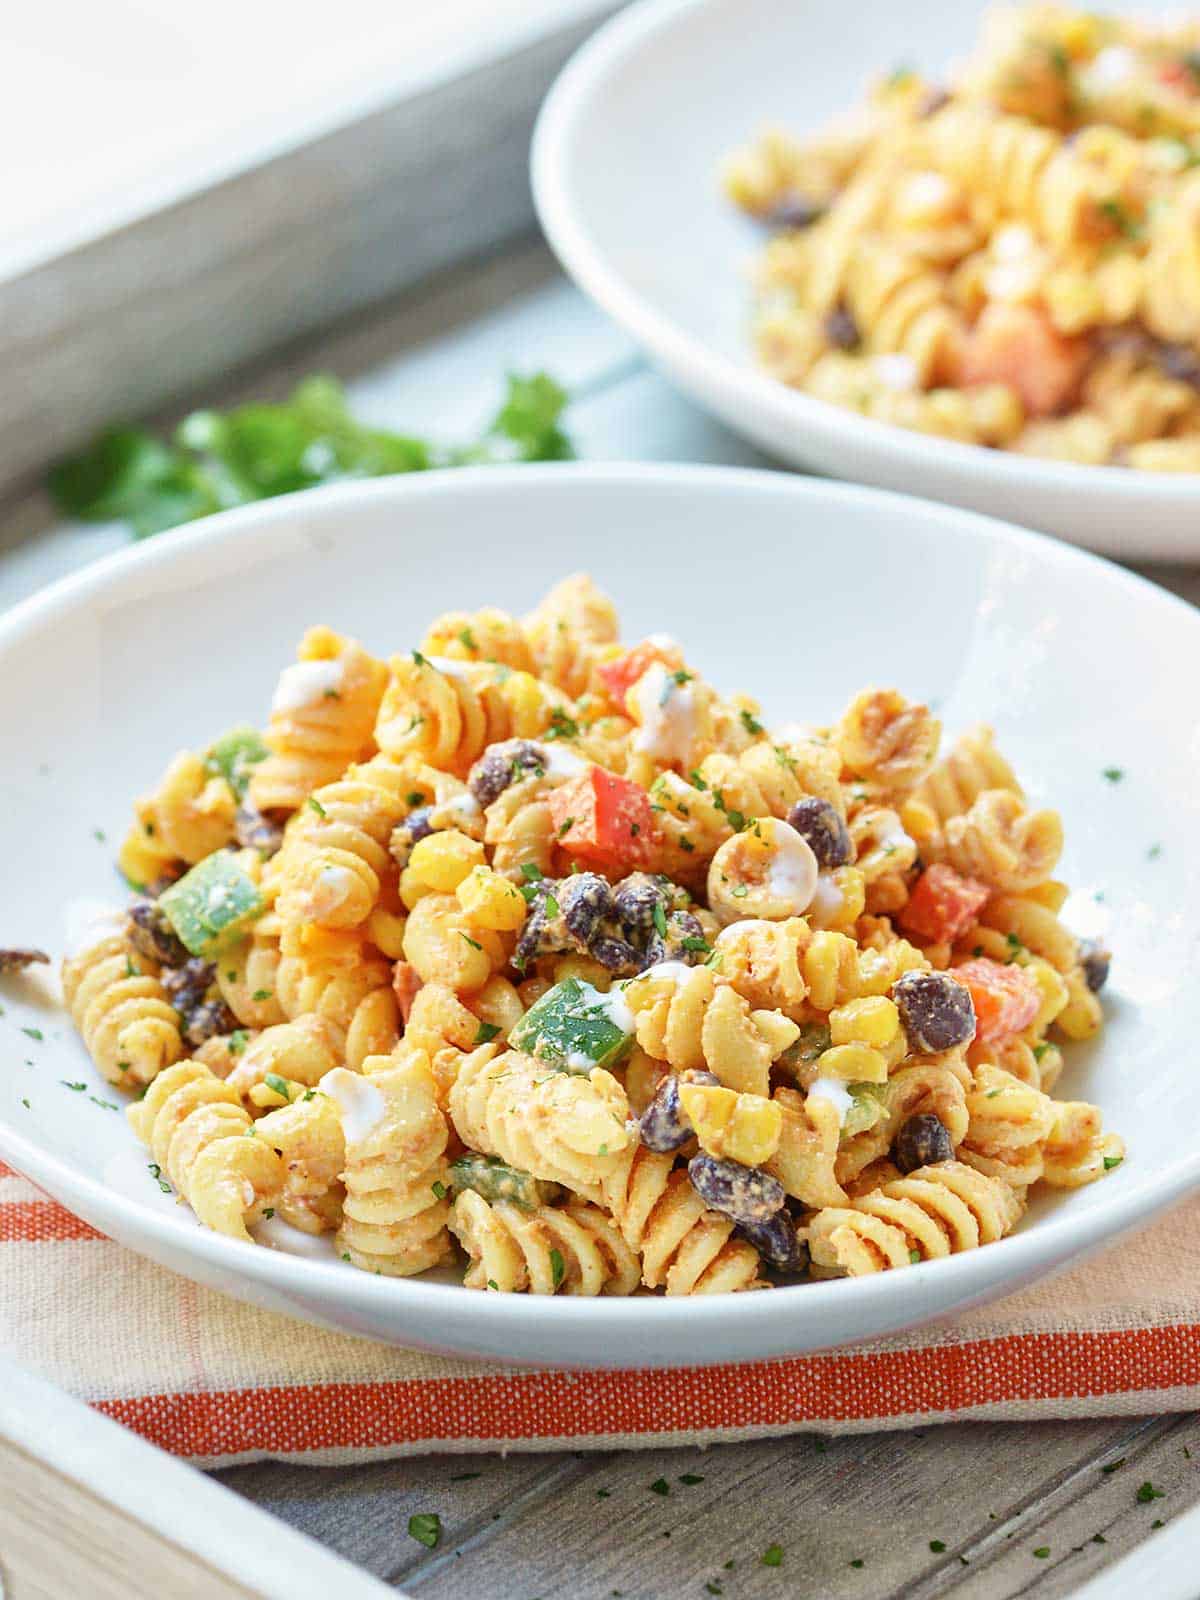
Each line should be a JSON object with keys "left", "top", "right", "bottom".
{"left": 2, "top": 461, "right": 1197, "bottom": 1347}
{"left": 531, "top": 0, "right": 1200, "bottom": 500}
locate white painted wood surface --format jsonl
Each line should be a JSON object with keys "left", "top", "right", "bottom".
{"left": 3, "top": 238, "right": 1200, "bottom": 1598}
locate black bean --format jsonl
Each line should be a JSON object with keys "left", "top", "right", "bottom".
{"left": 162, "top": 958, "right": 219, "bottom": 1017}
{"left": 645, "top": 909, "right": 706, "bottom": 967}
{"left": 1080, "top": 937, "right": 1111, "bottom": 993}
{"left": 688, "top": 1154, "right": 785, "bottom": 1225}
{"left": 892, "top": 969, "right": 976, "bottom": 1053}
{"left": 389, "top": 808, "right": 434, "bottom": 869}
{"left": 612, "top": 872, "right": 667, "bottom": 942}
{"left": 181, "top": 998, "right": 241, "bottom": 1047}
{"left": 0, "top": 948, "right": 50, "bottom": 973}
{"left": 1158, "top": 343, "right": 1200, "bottom": 389}
{"left": 558, "top": 872, "right": 613, "bottom": 945}
{"left": 589, "top": 935, "right": 644, "bottom": 975}
{"left": 234, "top": 802, "right": 284, "bottom": 858}
{"left": 786, "top": 797, "right": 852, "bottom": 869}
{"left": 737, "top": 1211, "right": 809, "bottom": 1274}
{"left": 514, "top": 901, "right": 550, "bottom": 971}
{"left": 764, "top": 193, "right": 824, "bottom": 230}
{"left": 638, "top": 1070, "right": 718, "bottom": 1152}
{"left": 127, "top": 898, "right": 189, "bottom": 968}
{"left": 824, "top": 305, "right": 860, "bottom": 350}
{"left": 466, "top": 739, "right": 548, "bottom": 809}
{"left": 894, "top": 1113, "right": 955, "bottom": 1174}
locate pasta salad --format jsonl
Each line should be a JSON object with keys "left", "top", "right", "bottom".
{"left": 724, "top": 3, "right": 1200, "bottom": 469}
{"left": 62, "top": 575, "right": 1122, "bottom": 1294}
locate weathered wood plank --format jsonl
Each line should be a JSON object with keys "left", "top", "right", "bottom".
{"left": 380, "top": 1418, "right": 1176, "bottom": 1600}
{"left": 213, "top": 1451, "right": 577, "bottom": 1583}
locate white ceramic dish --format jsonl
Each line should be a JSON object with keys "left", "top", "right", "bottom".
{"left": 532, "top": 0, "right": 1200, "bottom": 561}
{"left": 2, "top": 464, "right": 1197, "bottom": 1367}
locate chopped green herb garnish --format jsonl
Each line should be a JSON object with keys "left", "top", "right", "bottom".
{"left": 486, "top": 1278, "right": 499, "bottom": 1291}
{"left": 558, "top": 816, "right": 576, "bottom": 838}
{"left": 678, "top": 1473, "right": 704, "bottom": 1484}
{"left": 148, "top": 1162, "right": 171, "bottom": 1193}
{"left": 1033, "top": 1042, "right": 1051, "bottom": 1062}
{"left": 1101, "top": 1458, "right": 1125, "bottom": 1474}
{"left": 521, "top": 862, "right": 543, "bottom": 882}
{"left": 1148, "top": 842, "right": 1163, "bottom": 859}
{"left": 431, "top": 1180, "right": 447, "bottom": 1200}
{"left": 21, "top": 1027, "right": 44, "bottom": 1042}
{"left": 650, "top": 1477, "right": 670, "bottom": 1496}
{"left": 909, "top": 1248, "right": 922, "bottom": 1264}
{"left": 229, "top": 1029, "right": 249, "bottom": 1055}
{"left": 406, "top": 791, "right": 427, "bottom": 808}
{"left": 1137, "top": 1482, "right": 1165, "bottom": 1503}
{"left": 680, "top": 936, "right": 710, "bottom": 954}
{"left": 1153, "top": 1518, "right": 1165, "bottom": 1529}
{"left": 1102, "top": 766, "right": 1125, "bottom": 783}
{"left": 473, "top": 1021, "right": 501, "bottom": 1046}
{"left": 61, "top": 1080, "right": 86, "bottom": 1092}
{"left": 549, "top": 1248, "right": 565, "bottom": 1289}
{"left": 596, "top": 1488, "right": 611, "bottom": 1499}
{"left": 251, "top": 989, "right": 273, "bottom": 1002}
{"left": 264, "top": 1073, "right": 292, "bottom": 1100}
{"left": 90, "top": 1096, "right": 119, "bottom": 1110}
{"left": 544, "top": 892, "right": 561, "bottom": 920}
{"left": 21, "top": 1098, "right": 29, "bottom": 1110}
{"left": 459, "top": 933, "right": 483, "bottom": 951}
{"left": 739, "top": 709, "right": 764, "bottom": 736}
{"left": 308, "top": 796, "right": 327, "bottom": 818}
{"left": 342, "top": 1252, "right": 351, "bottom": 1261}
{"left": 545, "top": 708, "right": 580, "bottom": 742}
{"left": 731, "top": 884, "right": 748, "bottom": 899}
{"left": 458, "top": 627, "right": 477, "bottom": 652}
{"left": 761, "top": 1545, "right": 783, "bottom": 1567}
{"left": 652, "top": 901, "right": 668, "bottom": 938}
{"left": 1033, "top": 1547, "right": 1050, "bottom": 1559}
{"left": 407, "top": 1512, "right": 442, "bottom": 1549}
{"left": 849, "top": 1558, "right": 864, "bottom": 1569}
{"left": 1103, "top": 1155, "right": 1123, "bottom": 1171}
{"left": 929, "top": 1539, "right": 946, "bottom": 1553}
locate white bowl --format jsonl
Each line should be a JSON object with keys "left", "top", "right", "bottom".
{"left": 532, "top": 0, "right": 1200, "bottom": 561}
{"left": 2, "top": 464, "right": 1197, "bottom": 1367}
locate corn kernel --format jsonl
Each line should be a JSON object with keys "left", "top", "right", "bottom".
{"left": 679, "top": 1082, "right": 783, "bottom": 1166}
{"left": 408, "top": 829, "right": 485, "bottom": 892}
{"left": 829, "top": 995, "right": 900, "bottom": 1049}
{"left": 815, "top": 1042, "right": 888, "bottom": 1084}
{"left": 1022, "top": 957, "right": 1070, "bottom": 1034}
{"left": 456, "top": 866, "right": 527, "bottom": 932}
{"left": 751, "top": 1009, "right": 801, "bottom": 1058}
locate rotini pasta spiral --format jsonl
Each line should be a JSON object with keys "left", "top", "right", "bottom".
{"left": 960, "top": 1061, "right": 1057, "bottom": 1187}
{"left": 449, "top": 1047, "right": 631, "bottom": 1206}
{"left": 419, "top": 606, "right": 535, "bottom": 674}
{"left": 622, "top": 966, "right": 774, "bottom": 1097}
{"left": 250, "top": 627, "right": 388, "bottom": 814}
{"left": 128, "top": 1060, "right": 283, "bottom": 1240}
{"left": 599, "top": 1144, "right": 763, "bottom": 1294}
{"left": 915, "top": 725, "right": 1022, "bottom": 823}
{"left": 932, "top": 789, "right": 1064, "bottom": 892}
{"left": 118, "top": 751, "right": 237, "bottom": 886}
{"left": 523, "top": 573, "right": 620, "bottom": 697}
{"left": 275, "top": 924, "right": 398, "bottom": 1069}
{"left": 62, "top": 931, "right": 184, "bottom": 1087}
{"left": 255, "top": 1091, "right": 346, "bottom": 1234}
{"left": 806, "top": 1160, "right": 1025, "bottom": 1276}
{"left": 449, "top": 1191, "right": 640, "bottom": 1295}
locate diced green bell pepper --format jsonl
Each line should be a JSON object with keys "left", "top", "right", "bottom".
{"left": 508, "top": 977, "right": 635, "bottom": 1074}
{"left": 448, "top": 1153, "right": 560, "bottom": 1211}
{"left": 159, "top": 852, "right": 265, "bottom": 956}
{"left": 205, "top": 725, "right": 269, "bottom": 799}
{"left": 841, "top": 1082, "right": 889, "bottom": 1141}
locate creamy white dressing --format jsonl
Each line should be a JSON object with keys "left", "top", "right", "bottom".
{"left": 318, "top": 1068, "right": 386, "bottom": 1144}
{"left": 645, "top": 632, "right": 681, "bottom": 652}
{"left": 872, "top": 819, "right": 915, "bottom": 857}
{"left": 1084, "top": 44, "right": 1137, "bottom": 92}
{"left": 872, "top": 354, "right": 919, "bottom": 392}
{"left": 271, "top": 658, "right": 345, "bottom": 715}
{"left": 633, "top": 960, "right": 695, "bottom": 989}
{"left": 541, "top": 744, "right": 590, "bottom": 780}
{"left": 992, "top": 223, "right": 1037, "bottom": 262}
{"left": 770, "top": 720, "right": 822, "bottom": 747}
{"left": 565, "top": 1048, "right": 598, "bottom": 1071}
{"left": 807, "top": 1076, "right": 856, "bottom": 1126}
{"left": 590, "top": 985, "right": 635, "bottom": 1034}
{"left": 241, "top": 1180, "right": 257, "bottom": 1208}
{"left": 630, "top": 661, "right": 700, "bottom": 765}
{"left": 433, "top": 791, "right": 483, "bottom": 824}
{"left": 762, "top": 820, "right": 819, "bottom": 912}
{"left": 900, "top": 170, "right": 954, "bottom": 213}
{"left": 63, "top": 899, "right": 127, "bottom": 958}
{"left": 809, "top": 874, "right": 844, "bottom": 922}
{"left": 983, "top": 260, "right": 1041, "bottom": 303}
{"left": 427, "top": 654, "right": 474, "bottom": 680}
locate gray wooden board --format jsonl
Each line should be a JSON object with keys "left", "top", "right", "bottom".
{"left": 5, "top": 236, "right": 1200, "bottom": 1598}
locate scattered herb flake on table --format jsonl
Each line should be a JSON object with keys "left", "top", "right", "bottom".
{"left": 761, "top": 1544, "right": 784, "bottom": 1567}
{"left": 407, "top": 1512, "right": 442, "bottom": 1549}
{"left": 49, "top": 372, "right": 573, "bottom": 539}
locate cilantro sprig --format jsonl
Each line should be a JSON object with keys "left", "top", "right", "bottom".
{"left": 49, "top": 372, "right": 574, "bottom": 539}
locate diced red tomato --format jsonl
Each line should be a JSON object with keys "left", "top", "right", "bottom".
{"left": 547, "top": 766, "right": 661, "bottom": 874}
{"left": 596, "top": 640, "right": 682, "bottom": 713}
{"left": 1156, "top": 59, "right": 1199, "bottom": 93}
{"left": 958, "top": 303, "right": 1088, "bottom": 418}
{"left": 392, "top": 961, "right": 423, "bottom": 1024}
{"left": 900, "top": 864, "right": 990, "bottom": 944}
{"left": 952, "top": 958, "right": 1041, "bottom": 1043}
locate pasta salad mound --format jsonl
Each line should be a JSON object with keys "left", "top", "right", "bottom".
{"left": 63, "top": 574, "right": 1121, "bottom": 1294}
{"left": 724, "top": 3, "right": 1200, "bottom": 469}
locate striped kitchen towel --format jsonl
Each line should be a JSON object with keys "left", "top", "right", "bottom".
{"left": 3, "top": 1158, "right": 1198, "bottom": 1467}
